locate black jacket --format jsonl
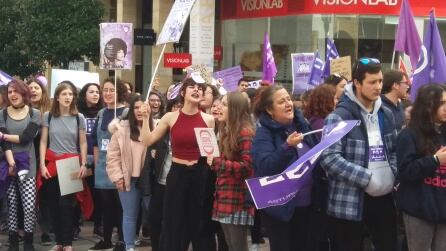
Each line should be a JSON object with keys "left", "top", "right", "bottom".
{"left": 396, "top": 127, "right": 446, "bottom": 223}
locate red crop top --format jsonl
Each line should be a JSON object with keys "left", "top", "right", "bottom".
{"left": 170, "top": 110, "right": 208, "bottom": 161}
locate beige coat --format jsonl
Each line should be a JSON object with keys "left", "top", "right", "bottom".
{"left": 106, "top": 120, "right": 147, "bottom": 191}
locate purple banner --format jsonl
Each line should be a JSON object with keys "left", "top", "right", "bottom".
{"left": 291, "top": 53, "right": 315, "bottom": 94}
{"left": 246, "top": 120, "right": 358, "bottom": 209}
{"left": 213, "top": 66, "right": 244, "bottom": 92}
{"left": 100, "top": 23, "right": 133, "bottom": 70}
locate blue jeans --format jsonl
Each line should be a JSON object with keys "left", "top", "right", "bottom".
{"left": 118, "top": 178, "right": 142, "bottom": 250}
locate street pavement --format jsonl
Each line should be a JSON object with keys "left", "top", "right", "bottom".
{"left": 0, "top": 221, "right": 270, "bottom": 251}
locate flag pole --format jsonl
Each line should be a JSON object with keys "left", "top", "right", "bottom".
{"left": 146, "top": 43, "right": 167, "bottom": 102}
{"left": 391, "top": 51, "right": 396, "bottom": 70}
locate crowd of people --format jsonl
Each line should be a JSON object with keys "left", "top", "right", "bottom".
{"left": 0, "top": 57, "right": 444, "bottom": 251}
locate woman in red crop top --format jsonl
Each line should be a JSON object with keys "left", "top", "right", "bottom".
{"left": 141, "top": 77, "right": 215, "bottom": 251}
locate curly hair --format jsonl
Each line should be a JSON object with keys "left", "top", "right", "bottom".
{"left": 304, "top": 84, "right": 336, "bottom": 119}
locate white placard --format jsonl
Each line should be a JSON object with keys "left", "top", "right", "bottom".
{"left": 50, "top": 69, "right": 100, "bottom": 98}
{"left": 56, "top": 156, "right": 83, "bottom": 196}
{"left": 194, "top": 128, "right": 220, "bottom": 157}
{"left": 157, "top": 0, "right": 197, "bottom": 45}
{"left": 189, "top": 0, "right": 215, "bottom": 73}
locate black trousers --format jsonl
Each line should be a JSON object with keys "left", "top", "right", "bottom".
{"left": 148, "top": 182, "right": 165, "bottom": 251}
{"left": 159, "top": 161, "right": 211, "bottom": 251}
{"left": 41, "top": 178, "right": 75, "bottom": 246}
{"left": 328, "top": 193, "right": 397, "bottom": 251}
{"left": 261, "top": 206, "right": 311, "bottom": 251}
{"left": 98, "top": 189, "right": 123, "bottom": 243}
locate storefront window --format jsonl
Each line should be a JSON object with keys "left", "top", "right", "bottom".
{"left": 221, "top": 14, "right": 401, "bottom": 89}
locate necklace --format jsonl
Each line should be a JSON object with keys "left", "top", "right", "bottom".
{"left": 8, "top": 105, "right": 28, "bottom": 119}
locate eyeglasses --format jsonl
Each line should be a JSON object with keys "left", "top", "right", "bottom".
{"left": 398, "top": 81, "right": 410, "bottom": 86}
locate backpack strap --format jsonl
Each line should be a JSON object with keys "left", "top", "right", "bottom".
{"left": 3, "top": 107, "right": 34, "bottom": 123}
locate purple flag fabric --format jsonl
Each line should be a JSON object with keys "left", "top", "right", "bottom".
{"left": 394, "top": 0, "right": 422, "bottom": 69}
{"left": 322, "top": 38, "right": 339, "bottom": 78}
{"left": 308, "top": 51, "right": 324, "bottom": 86}
{"left": 262, "top": 32, "right": 277, "bottom": 84}
{"left": 411, "top": 10, "right": 446, "bottom": 101}
{"left": 0, "top": 70, "right": 13, "bottom": 86}
{"left": 246, "top": 120, "right": 358, "bottom": 209}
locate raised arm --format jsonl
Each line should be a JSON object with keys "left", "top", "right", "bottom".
{"left": 141, "top": 103, "right": 170, "bottom": 147}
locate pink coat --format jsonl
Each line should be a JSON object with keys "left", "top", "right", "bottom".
{"left": 106, "top": 120, "right": 147, "bottom": 191}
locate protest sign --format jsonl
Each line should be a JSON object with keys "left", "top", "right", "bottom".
{"left": 246, "top": 120, "right": 358, "bottom": 209}
{"left": 330, "top": 56, "right": 352, "bottom": 81}
{"left": 248, "top": 80, "right": 262, "bottom": 89}
{"left": 157, "top": 0, "right": 197, "bottom": 45}
{"left": 100, "top": 23, "right": 133, "bottom": 70}
{"left": 194, "top": 128, "right": 220, "bottom": 157}
{"left": 291, "top": 53, "right": 315, "bottom": 94}
{"left": 56, "top": 156, "right": 83, "bottom": 196}
{"left": 213, "top": 66, "right": 243, "bottom": 92}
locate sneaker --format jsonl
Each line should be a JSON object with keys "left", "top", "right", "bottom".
{"left": 88, "top": 240, "right": 113, "bottom": 251}
{"left": 126, "top": 249, "right": 135, "bottom": 251}
{"left": 41, "top": 233, "right": 52, "bottom": 246}
{"left": 250, "top": 244, "right": 260, "bottom": 251}
{"left": 72, "top": 227, "right": 81, "bottom": 241}
{"left": 49, "top": 245, "right": 63, "bottom": 251}
{"left": 113, "top": 242, "right": 125, "bottom": 251}
{"left": 134, "top": 238, "right": 141, "bottom": 246}
{"left": 62, "top": 246, "right": 73, "bottom": 251}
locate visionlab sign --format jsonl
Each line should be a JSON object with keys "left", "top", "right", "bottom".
{"left": 221, "top": 0, "right": 446, "bottom": 19}
{"left": 163, "top": 53, "right": 192, "bottom": 68}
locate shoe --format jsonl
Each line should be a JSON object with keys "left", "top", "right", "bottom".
{"left": 49, "top": 245, "right": 63, "bottom": 251}
{"left": 73, "top": 227, "right": 81, "bottom": 241}
{"left": 93, "top": 226, "right": 104, "bottom": 238}
{"left": 41, "top": 233, "right": 52, "bottom": 246}
{"left": 113, "top": 242, "right": 125, "bottom": 251}
{"left": 88, "top": 240, "right": 113, "bottom": 251}
{"left": 63, "top": 246, "right": 73, "bottom": 251}
{"left": 126, "top": 249, "right": 135, "bottom": 251}
{"left": 250, "top": 244, "right": 260, "bottom": 251}
{"left": 23, "top": 232, "right": 35, "bottom": 251}
{"left": 8, "top": 231, "right": 19, "bottom": 251}
{"left": 134, "top": 238, "right": 141, "bottom": 246}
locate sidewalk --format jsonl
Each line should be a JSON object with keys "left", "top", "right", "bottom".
{"left": 0, "top": 222, "right": 270, "bottom": 251}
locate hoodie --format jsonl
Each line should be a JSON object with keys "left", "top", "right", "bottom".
{"left": 320, "top": 84, "right": 397, "bottom": 221}
{"left": 344, "top": 84, "right": 395, "bottom": 197}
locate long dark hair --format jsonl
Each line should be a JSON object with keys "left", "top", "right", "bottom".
{"left": 125, "top": 95, "right": 153, "bottom": 142}
{"left": 409, "top": 84, "right": 446, "bottom": 154}
{"left": 77, "top": 83, "right": 103, "bottom": 118}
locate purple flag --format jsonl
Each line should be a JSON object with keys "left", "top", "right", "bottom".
{"left": 394, "top": 0, "right": 422, "bottom": 69}
{"left": 411, "top": 10, "right": 446, "bottom": 101}
{"left": 308, "top": 51, "right": 324, "bottom": 86}
{"left": 322, "top": 38, "right": 339, "bottom": 78}
{"left": 246, "top": 120, "right": 358, "bottom": 209}
{"left": 262, "top": 32, "right": 277, "bottom": 84}
{"left": 0, "top": 70, "right": 13, "bottom": 86}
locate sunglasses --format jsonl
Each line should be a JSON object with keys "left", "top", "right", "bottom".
{"left": 354, "top": 57, "right": 381, "bottom": 75}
